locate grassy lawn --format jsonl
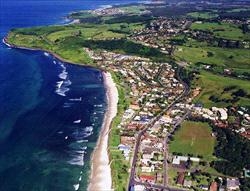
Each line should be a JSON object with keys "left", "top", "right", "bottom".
{"left": 108, "top": 72, "right": 130, "bottom": 191}
{"left": 120, "top": 5, "right": 146, "bottom": 15}
{"left": 7, "top": 22, "right": 145, "bottom": 65}
{"left": 175, "top": 45, "right": 250, "bottom": 72}
{"left": 194, "top": 71, "right": 250, "bottom": 108}
{"left": 191, "top": 22, "right": 249, "bottom": 40}
{"left": 169, "top": 121, "right": 216, "bottom": 160}
{"left": 187, "top": 11, "right": 218, "bottom": 19}
{"left": 168, "top": 166, "right": 178, "bottom": 185}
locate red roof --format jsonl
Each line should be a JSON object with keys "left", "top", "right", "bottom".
{"left": 241, "top": 132, "right": 250, "bottom": 139}
{"left": 140, "top": 175, "right": 155, "bottom": 182}
{"left": 209, "top": 181, "right": 218, "bottom": 191}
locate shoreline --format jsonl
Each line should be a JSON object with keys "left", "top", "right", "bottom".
{"left": 2, "top": 37, "right": 98, "bottom": 70}
{"left": 88, "top": 72, "right": 118, "bottom": 191}
{"left": 3, "top": 37, "right": 118, "bottom": 191}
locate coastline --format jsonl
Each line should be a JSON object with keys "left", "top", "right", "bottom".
{"left": 2, "top": 37, "right": 97, "bottom": 69}
{"left": 3, "top": 37, "right": 119, "bottom": 190}
{"left": 88, "top": 72, "right": 118, "bottom": 191}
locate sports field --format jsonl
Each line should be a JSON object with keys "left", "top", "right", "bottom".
{"left": 169, "top": 121, "right": 216, "bottom": 159}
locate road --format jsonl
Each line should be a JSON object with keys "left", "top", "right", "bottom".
{"left": 128, "top": 66, "right": 190, "bottom": 191}
{"left": 134, "top": 180, "right": 188, "bottom": 191}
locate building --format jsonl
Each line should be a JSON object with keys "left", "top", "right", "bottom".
{"left": 172, "top": 155, "right": 200, "bottom": 165}
{"left": 141, "top": 165, "right": 155, "bottom": 173}
{"left": 226, "top": 178, "right": 240, "bottom": 190}
{"left": 131, "top": 185, "right": 146, "bottom": 191}
{"left": 118, "top": 144, "right": 131, "bottom": 160}
{"left": 200, "top": 185, "right": 209, "bottom": 190}
{"left": 244, "top": 168, "right": 250, "bottom": 178}
{"left": 172, "top": 156, "right": 188, "bottom": 165}
{"left": 212, "top": 107, "right": 228, "bottom": 120}
{"left": 183, "top": 180, "right": 192, "bottom": 188}
{"left": 209, "top": 181, "right": 218, "bottom": 191}
{"left": 140, "top": 175, "right": 155, "bottom": 183}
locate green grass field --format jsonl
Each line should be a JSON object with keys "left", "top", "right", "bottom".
{"left": 169, "top": 121, "right": 216, "bottom": 160}
{"left": 7, "top": 22, "right": 145, "bottom": 65}
{"left": 193, "top": 71, "right": 250, "bottom": 108}
{"left": 175, "top": 45, "right": 250, "bottom": 72}
{"left": 191, "top": 22, "right": 249, "bottom": 40}
{"left": 108, "top": 72, "right": 130, "bottom": 191}
{"left": 187, "top": 11, "right": 218, "bottom": 19}
{"left": 120, "top": 5, "right": 146, "bottom": 15}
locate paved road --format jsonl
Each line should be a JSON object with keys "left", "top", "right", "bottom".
{"left": 134, "top": 180, "right": 188, "bottom": 191}
{"left": 128, "top": 66, "right": 190, "bottom": 191}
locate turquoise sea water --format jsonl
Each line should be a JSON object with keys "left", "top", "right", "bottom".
{"left": 0, "top": 0, "right": 140, "bottom": 190}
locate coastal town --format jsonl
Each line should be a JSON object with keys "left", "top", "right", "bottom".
{"left": 83, "top": 3, "right": 250, "bottom": 191}
{"left": 85, "top": 45, "right": 250, "bottom": 191}
{"left": 4, "top": 0, "right": 250, "bottom": 191}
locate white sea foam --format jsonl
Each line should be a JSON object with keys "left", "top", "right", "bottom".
{"left": 69, "top": 154, "right": 84, "bottom": 166}
{"left": 64, "top": 79, "right": 72, "bottom": 86}
{"left": 56, "top": 81, "right": 64, "bottom": 89}
{"left": 69, "top": 97, "right": 82, "bottom": 102}
{"left": 77, "top": 140, "right": 88, "bottom": 143}
{"left": 55, "top": 87, "right": 70, "bottom": 97}
{"left": 55, "top": 80, "right": 70, "bottom": 97}
{"left": 44, "top": 52, "right": 49, "bottom": 57}
{"left": 73, "top": 184, "right": 80, "bottom": 191}
{"left": 85, "top": 126, "right": 93, "bottom": 133}
{"left": 73, "top": 120, "right": 81, "bottom": 124}
{"left": 63, "top": 102, "right": 74, "bottom": 108}
{"left": 94, "top": 104, "right": 103, "bottom": 108}
{"left": 59, "top": 71, "right": 68, "bottom": 80}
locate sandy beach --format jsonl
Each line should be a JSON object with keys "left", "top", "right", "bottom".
{"left": 3, "top": 36, "right": 118, "bottom": 191}
{"left": 88, "top": 72, "right": 118, "bottom": 191}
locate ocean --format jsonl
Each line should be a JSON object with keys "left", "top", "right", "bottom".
{"left": 0, "top": 0, "right": 140, "bottom": 190}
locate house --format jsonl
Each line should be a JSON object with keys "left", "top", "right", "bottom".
{"left": 241, "top": 129, "right": 250, "bottom": 139}
{"left": 118, "top": 144, "right": 131, "bottom": 160}
{"left": 176, "top": 172, "right": 185, "bottom": 185}
{"left": 190, "top": 157, "right": 200, "bottom": 163}
{"left": 212, "top": 107, "right": 228, "bottom": 120}
{"left": 141, "top": 165, "right": 155, "bottom": 173}
{"left": 244, "top": 168, "right": 250, "bottom": 178}
{"left": 142, "top": 153, "right": 153, "bottom": 160}
{"left": 219, "top": 185, "right": 226, "bottom": 191}
{"left": 120, "top": 136, "right": 135, "bottom": 146}
{"left": 140, "top": 175, "right": 155, "bottom": 183}
{"left": 172, "top": 155, "right": 188, "bottom": 165}
{"left": 226, "top": 178, "right": 240, "bottom": 190}
{"left": 131, "top": 185, "right": 146, "bottom": 191}
{"left": 172, "top": 155, "right": 200, "bottom": 165}
{"left": 183, "top": 180, "right": 192, "bottom": 188}
{"left": 200, "top": 185, "right": 209, "bottom": 190}
{"left": 209, "top": 181, "right": 218, "bottom": 191}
